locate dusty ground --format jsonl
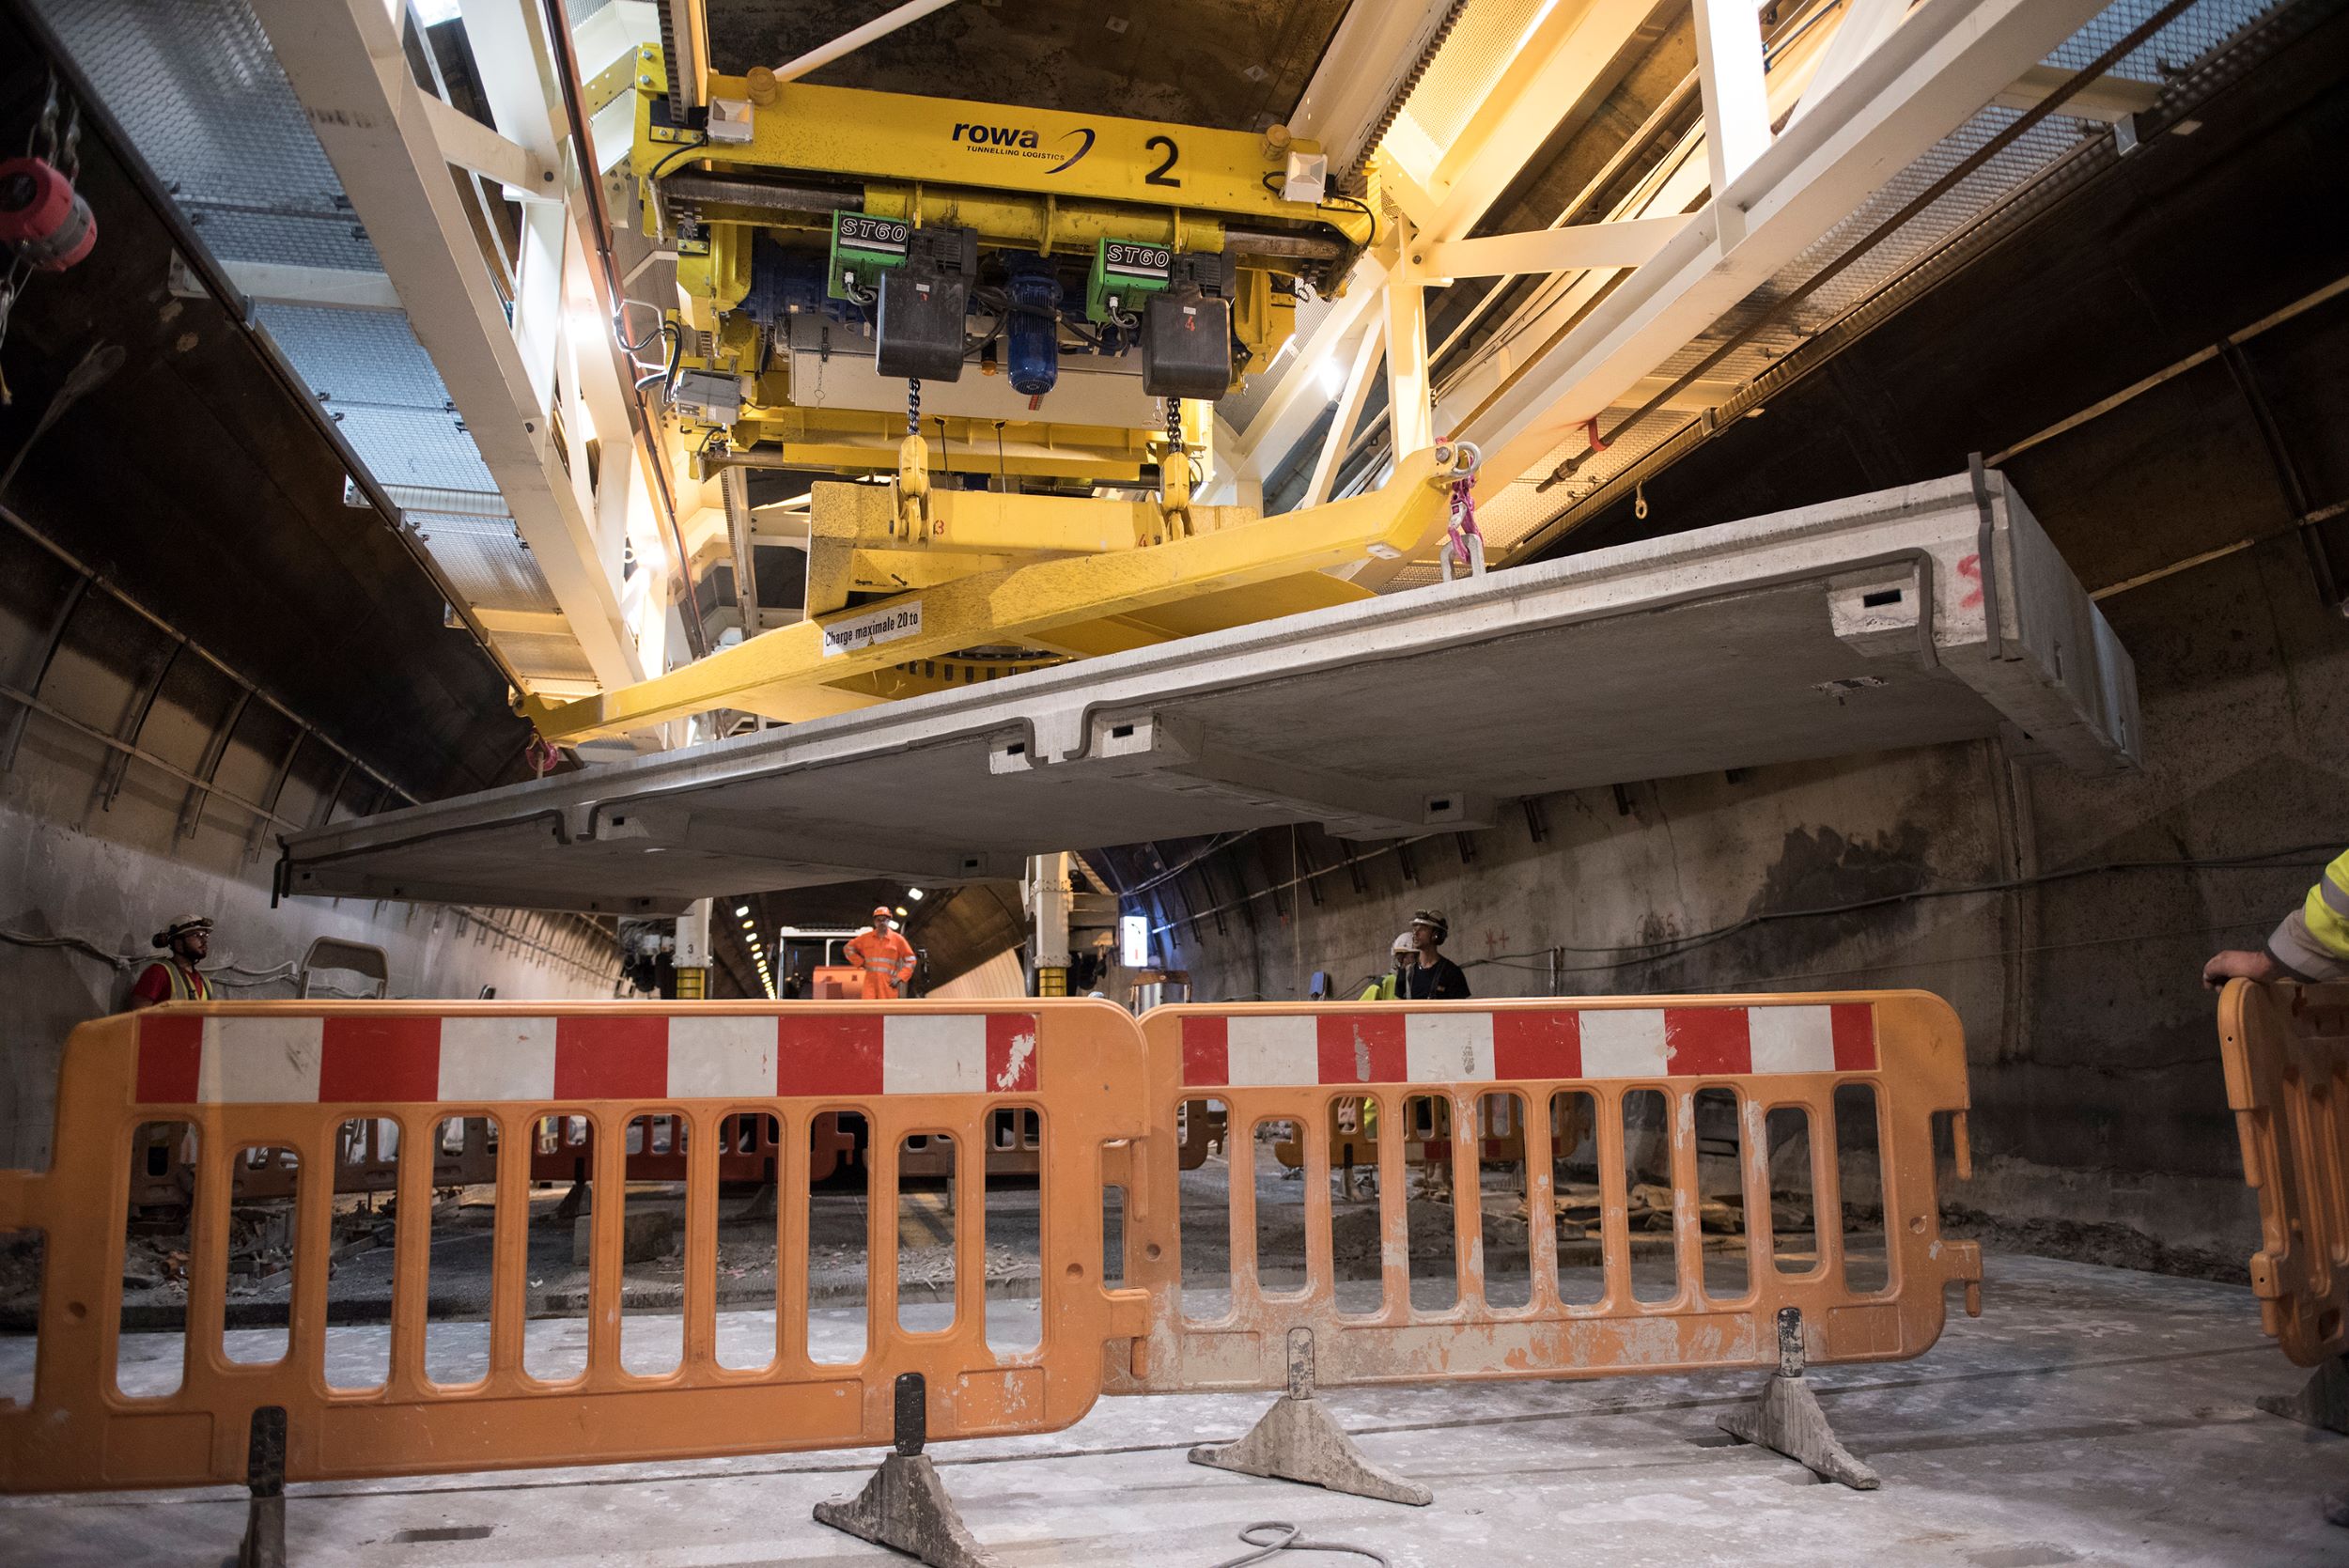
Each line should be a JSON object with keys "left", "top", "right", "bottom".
{"left": 2, "top": 1253, "right": 2341, "bottom": 1566}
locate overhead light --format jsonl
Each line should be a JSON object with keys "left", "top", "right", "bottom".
{"left": 907, "top": 888, "right": 926, "bottom": 901}
{"left": 735, "top": 905, "right": 750, "bottom": 916}
{"left": 894, "top": 906, "right": 910, "bottom": 918}
{"left": 1315, "top": 356, "right": 1345, "bottom": 398}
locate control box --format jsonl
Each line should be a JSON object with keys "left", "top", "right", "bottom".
{"left": 1085, "top": 237, "right": 1173, "bottom": 324}
{"left": 827, "top": 211, "right": 911, "bottom": 301}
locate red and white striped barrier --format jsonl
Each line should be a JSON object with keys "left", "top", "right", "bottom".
{"left": 132, "top": 1011, "right": 1041, "bottom": 1104}
{"left": 1178, "top": 1003, "right": 1875, "bottom": 1088}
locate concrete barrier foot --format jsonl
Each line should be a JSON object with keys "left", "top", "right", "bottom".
{"left": 2258, "top": 1353, "right": 2349, "bottom": 1436}
{"left": 814, "top": 1453, "right": 1001, "bottom": 1568}
{"left": 813, "top": 1372, "right": 1003, "bottom": 1568}
{"left": 1187, "top": 1328, "right": 1432, "bottom": 1506}
{"left": 1719, "top": 1308, "right": 1880, "bottom": 1490}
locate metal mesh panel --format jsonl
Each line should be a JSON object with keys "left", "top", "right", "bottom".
{"left": 2045, "top": 0, "right": 2273, "bottom": 79}
{"left": 1385, "top": 0, "right": 1549, "bottom": 161}
{"left": 33, "top": 0, "right": 382, "bottom": 272}
{"left": 412, "top": 513, "right": 566, "bottom": 619}
{"left": 483, "top": 629, "right": 599, "bottom": 685}
{"left": 325, "top": 408, "right": 500, "bottom": 493}
{"left": 254, "top": 304, "right": 461, "bottom": 412}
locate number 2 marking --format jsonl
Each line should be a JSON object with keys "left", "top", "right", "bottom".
{"left": 1144, "top": 134, "right": 1182, "bottom": 187}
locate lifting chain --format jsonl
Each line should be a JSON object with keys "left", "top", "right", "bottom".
{"left": 1158, "top": 397, "right": 1191, "bottom": 542}
{"left": 906, "top": 377, "right": 921, "bottom": 438}
{"left": 1435, "top": 440, "right": 1486, "bottom": 582}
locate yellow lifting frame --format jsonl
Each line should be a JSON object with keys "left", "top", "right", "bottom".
{"left": 527, "top": 449, "right": 1468, "bottom": 742}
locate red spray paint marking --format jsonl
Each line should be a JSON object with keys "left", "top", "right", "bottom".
{"left": 1956, "top": 553, "right": 1983, "bottom": 609}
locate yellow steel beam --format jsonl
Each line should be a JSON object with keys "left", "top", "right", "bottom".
{"left": 645, "top": 75, "right": 1325, "bottom": 225}
{"left": 529, "top": 450, "right": 1459, "bottom": 740}
{"left": 706, "top": 405, "right": 1156, "bottom": 483}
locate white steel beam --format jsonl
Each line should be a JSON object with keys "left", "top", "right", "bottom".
{"left": 417, "top": 91, "right": 558, "bottom": 200}
{"left": 1383, "top": 222, "right": 1434, "bottom": 460}
{"left": 1304, "top": 317, "right": 1385, "bottom": 508}
{"left": 252, "top": 0, "right": 646, "bottom": 690}
{"left": 1420, "top": 216, "right": 1690, "bottom": 280}
{"left": 1242, "top": 0, "right": 1666, "bottom": 491}
{"left": 166, "top": 255, "right": 401, "bottom": 311}
{"left": 776, "top": 0, "right": 957, "bottom": 82}
{"left": 1788, "top": 0, "right": 1912, "bottom": 124}
{"left": 1231, "top": 255, "right": 1391, "bottom": 474}
{"left": 455, "top": 0, "right": 568, "bottom": 188}
{"left": 1457, "top": 0, "right": 2108, "bottom": 502}
{"left": 1406, "top": 0, "right": 1672, "bottom": 243}
{"left": 1992, "top": 64, "right": 2161, "bottom": 124}
{"left": 1691, "top": 0, "right": 1773, "bottom": 219}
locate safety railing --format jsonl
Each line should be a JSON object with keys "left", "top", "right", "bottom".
{"left": 1112, "top": 995, "right": 1980, "bottom": 1394}
{"left": 0, "top": 1000, "right": 1147, "bottom": 1495}
{"left": 2218, "top": 980, "right": 2349, "bottom": 1368}
{"left": 2, "top": 989, "right": 1982, "bottom": 1560}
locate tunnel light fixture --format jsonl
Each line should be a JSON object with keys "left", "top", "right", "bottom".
{"left": 907, "top": 888, "right": 925, "bottom": 901}
{"left": 735, "top": 905, "right": 751, "bottom": 916}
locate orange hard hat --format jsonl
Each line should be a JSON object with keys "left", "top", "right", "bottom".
{"left": 872, "top": 906, "right": 893, "bottom": 922}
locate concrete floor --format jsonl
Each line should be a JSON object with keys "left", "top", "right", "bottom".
{"left": 3, "top": 1252, "right": 2344, "bottom": 1565}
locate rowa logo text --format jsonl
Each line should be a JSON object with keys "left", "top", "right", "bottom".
{"left": 950, "top": 121, "right": 1095, "bottom": 174}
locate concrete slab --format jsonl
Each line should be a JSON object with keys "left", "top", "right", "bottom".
{"left": 280, "top": 472, "right": 2138, "bottom": 913}
{"left": 2, "top": 1254, "right": 2341, "bottom": 1565}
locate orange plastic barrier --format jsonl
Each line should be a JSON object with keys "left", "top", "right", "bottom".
{"left": 0, "top": 999, "right": 1146, "bottom": 1491}
{"left": 2218, "top": 979, "right": 2349, "bottom": 1366}
{"left": 1112, "top": 995, "right": 1982, "bottom": 1395}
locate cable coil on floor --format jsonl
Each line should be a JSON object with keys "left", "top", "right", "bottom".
{"left": 1209, "top": 1520, "right": 1392, "bottom": 1568}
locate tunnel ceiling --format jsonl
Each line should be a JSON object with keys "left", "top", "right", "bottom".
{"left": 705, "top": 0, "right": 1354, "bottom": 131}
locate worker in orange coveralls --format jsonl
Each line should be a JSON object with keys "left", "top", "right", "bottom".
{"left": 844, "top": 907, "right": 916, "bottom": 999}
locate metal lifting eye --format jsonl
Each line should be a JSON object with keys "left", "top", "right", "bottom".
{"left": 1634, "top": 480, "right": 1649, "bottom": 520}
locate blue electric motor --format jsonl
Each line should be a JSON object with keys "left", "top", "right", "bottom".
{"left": 1002, "top": 252, "right": 1062, "bottom": 398}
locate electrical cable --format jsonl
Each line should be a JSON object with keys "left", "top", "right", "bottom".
{"left": 1126, "top": 832, "right": 1252, "bottom": 898}
{"left": 1206, "top": 1521, "right": 1391, "bottom": 1568}
{"left": 646, "top": 132, "right": 713, "bottom": 186}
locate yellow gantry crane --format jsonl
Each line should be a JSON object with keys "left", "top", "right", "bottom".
{"left": 522, "top": 47, "right": 1471, "bottom": 743}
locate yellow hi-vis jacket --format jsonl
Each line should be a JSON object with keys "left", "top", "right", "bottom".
{"left": 1359, "top": 971, "right": 1401, "bottom": 1001}
{"left": 2269, "top": 849, "right": 2349, "bottom": 982}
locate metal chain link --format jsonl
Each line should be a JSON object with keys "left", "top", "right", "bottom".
{"left": 26, "top": 70, "right": 59, "bottom": 161}
{"left": 1164, "top": 396, "right": 1183, "bottom": 455}
{"left": 906, "top": 378, "right": 921, "bottom": 438}
{"left": 56, "top": 98, "right": 81, "bottom": 182}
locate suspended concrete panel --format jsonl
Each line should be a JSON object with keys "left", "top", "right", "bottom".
{"left": 281, "top": 471, "right": 2139, "bottom": 914}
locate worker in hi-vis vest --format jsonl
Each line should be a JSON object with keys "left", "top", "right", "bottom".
{"left": 2205, "top": 849, "right": 2349, "bottom": 986}
{"left": 1358, "top": 931, "right": 1417, "bottom": 1001}
{"left": 129, "top": 914, "right": 214, "bottom": 1007}
{"left": 844, "top": 906, "right": 916, "bottom": 1000}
